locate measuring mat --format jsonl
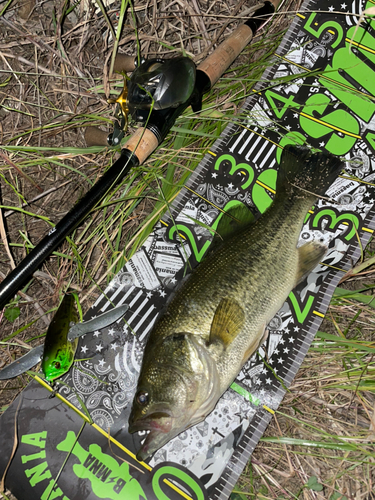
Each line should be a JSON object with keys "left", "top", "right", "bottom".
{"left": 1, "top": 0, "right": 375, "bottom": 498}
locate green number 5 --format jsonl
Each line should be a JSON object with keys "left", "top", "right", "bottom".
{"left": 304, "top": 13, "right": 344, "bottom": 48}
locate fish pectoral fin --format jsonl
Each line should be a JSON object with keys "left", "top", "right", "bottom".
{"left": 209, "top": 298, "right": 245, "bottom": 348}
{"left": 296, "top": 241, "right": 327, "bottom": 286}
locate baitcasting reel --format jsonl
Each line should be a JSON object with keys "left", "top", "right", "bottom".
{"left": 105, "top": 55, "right": 198, "bottom": 146}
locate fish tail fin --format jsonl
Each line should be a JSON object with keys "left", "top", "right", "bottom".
{"left": 276, "top": 145, "right": 344, "bottom": 199}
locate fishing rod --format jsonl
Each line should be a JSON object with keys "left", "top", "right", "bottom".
{"left": 0, "top": 0, "right": 280, "bottom": 311}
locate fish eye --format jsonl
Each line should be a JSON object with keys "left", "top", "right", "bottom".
{"left": 54, "top": 361, "right": 61, "bottom": 369}
{"left": 136, "top": 391, "right": 149, "bottom": 406}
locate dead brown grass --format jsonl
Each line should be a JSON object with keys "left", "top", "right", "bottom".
{"left": 2, "top": 1, "right": 374, "bottom": 499}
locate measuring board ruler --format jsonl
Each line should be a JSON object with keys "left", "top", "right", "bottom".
{"left": 1, "top": 0, "right": 375, "bottom": 499}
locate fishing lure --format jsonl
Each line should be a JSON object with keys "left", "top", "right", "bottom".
{"left": 0, "top": 299, "right": 129, "bottom": 381}
{"left": 41, "top": 294, "right": 79, "bottom": 383}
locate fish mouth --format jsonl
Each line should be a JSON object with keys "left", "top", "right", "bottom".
{"left": 128, "top": 411, "right": 179, "bottom": 461}
{"left": 128, "top": 411, "right": 172, "bottom": 433}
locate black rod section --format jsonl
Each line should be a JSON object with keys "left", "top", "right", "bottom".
{"left": 0, "top": 0, "right": 279, "bottom": 310}
{"left": 0, "top": 150, "right": 139, "bottom": 309}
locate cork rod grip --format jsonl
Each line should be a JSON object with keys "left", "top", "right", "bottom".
{"left": 123, "top": 128, "right": 159, "bottom": 164}
{"left": 198, "top": 24, "right": 254, "bottom": 87}
{"left": 269, "top": 0, "right": 280, "bottom": 8}
{"left": 197, "top": 0, "right": 280, "bottom": 88}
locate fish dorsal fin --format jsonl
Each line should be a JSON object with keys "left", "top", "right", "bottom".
{"left": 296, "top": 241, "right": 327, "bottom": 285}
{"left": 209, "top": 298, "right": 245, "bottom": 348}
{"left": 213, "top": 203, "right": 255, "bottom": 245}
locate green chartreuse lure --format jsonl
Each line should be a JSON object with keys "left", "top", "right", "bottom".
{"left": 41, "top": 294, "right": 79, "bottom": 383}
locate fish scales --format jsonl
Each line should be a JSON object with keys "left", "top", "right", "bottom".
{"left": 129, "top": 145, "right": 344, "bottom": 460}
{"left": 145, "top": 194, "right": 309, "bottom": 392}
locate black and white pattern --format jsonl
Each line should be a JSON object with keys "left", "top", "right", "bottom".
{"left": 2, "top": 1, "right": 375, "bottom": 498}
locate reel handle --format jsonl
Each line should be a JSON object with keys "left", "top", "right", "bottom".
{"left": 113, "top": 54, "right": 136, "bottom": 73}
{"left": 84, "top": 127, "right": 109, "bottom": 147}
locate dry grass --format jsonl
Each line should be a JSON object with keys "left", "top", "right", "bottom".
{"left": 1, "top": 0, "right": 374, "bottom": 499}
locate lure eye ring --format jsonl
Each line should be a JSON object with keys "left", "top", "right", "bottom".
{"left": 136, "top": 391, "right": 149, "bottom": 406}
{"left": 54, "top": 361, "right": 61, "bottom": 369}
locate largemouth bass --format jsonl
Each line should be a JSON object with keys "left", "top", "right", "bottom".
{"left": 128, "top": 145, "right": 343, "bottom": 460}
{"left": 42, "top": 294, "right": 79, "bottom": 383}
